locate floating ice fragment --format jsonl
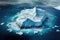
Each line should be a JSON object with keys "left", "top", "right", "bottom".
{"left": 0, "top": 22, "right": 4, "bottom": 25}
{"left": 16, "top": 32, "right": 23, "bottom": 35}
{"left": 54, "top": 6, "right": 60, "bottom": 10}
{"left": 56, "top": 29, "right": 60, "bottom": 32}
{"left": 7, "top": 29, "right": 13, "bottom": 32}
{"left": 55, "top": 25, "right": 58, "bottom": 27}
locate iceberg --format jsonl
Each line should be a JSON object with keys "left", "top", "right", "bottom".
{"left": 7, "top": 7, "right": 56, "bottom": 32}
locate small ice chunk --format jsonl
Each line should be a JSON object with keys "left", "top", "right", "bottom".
{"left": 56, "top": 29, "right": 60, "bottom": 32}
{"left": 55, "top": 25, "right": 58, "bottom": 27}
{"left": 7, "top": 29, "right": 12, "bottom": 32}
{"left": 16, "top": 32, "right": 23, "bottom": 35}
{"left": 54, "top": 6, "right": 60, "bottom": 10}
{"left": 0, "top": 22, "right": 4, "bottom": 25}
